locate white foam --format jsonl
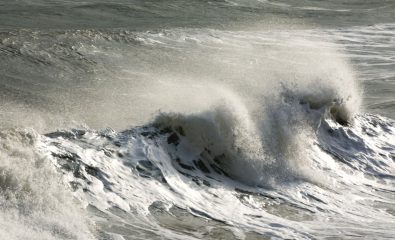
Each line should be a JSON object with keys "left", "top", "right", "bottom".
{"left": 0, "top": 129, "right": 94, "bottom": 240}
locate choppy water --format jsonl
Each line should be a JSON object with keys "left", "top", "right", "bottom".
{"left": 0, "top": 1, "right": 394, "bottom": 239}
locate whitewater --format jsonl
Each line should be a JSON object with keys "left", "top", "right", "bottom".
{"left": 0, "top": 1, "right": 394, "bottom": 239}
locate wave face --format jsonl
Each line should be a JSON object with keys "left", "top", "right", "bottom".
{"left": 2, "top": 109, "right": 393, "bottom": 239}
{"left": 0, "top": 0, "right": 395, "bottom": 239}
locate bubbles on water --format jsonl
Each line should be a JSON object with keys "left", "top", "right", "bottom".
{"left": 0, "top": 129, "right": 94, "bottom": 240}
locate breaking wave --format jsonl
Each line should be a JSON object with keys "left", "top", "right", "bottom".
{"left": 0, "top": 22, "right": 394, "bottom": 239}
{"left": 1, "top": 78, "right": 394, "bottom": 239}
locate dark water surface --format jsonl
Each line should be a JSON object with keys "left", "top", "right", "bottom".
{"left": 0, "top": 1, "right": 394, "bottom": 240}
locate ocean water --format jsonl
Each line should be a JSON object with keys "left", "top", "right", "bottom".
{"left": 0, "top": 1, "right": 394, "bottom": 239}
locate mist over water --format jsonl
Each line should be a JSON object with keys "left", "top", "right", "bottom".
{"left": 0, "top": 28, "right": 362, "bottom": 131}
{"left": 0, "top": 1, "right": 394, "bottom": 239}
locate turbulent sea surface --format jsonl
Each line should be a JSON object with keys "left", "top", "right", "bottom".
{"left": 0, "top": 1, "right": 395, "bottom": 239}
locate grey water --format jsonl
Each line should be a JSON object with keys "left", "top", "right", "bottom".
{"left": 0, "top": 0, "right": 394, "bottom": 131}
{"left": 0, "top": 1, "right": 394, "bottom": 240}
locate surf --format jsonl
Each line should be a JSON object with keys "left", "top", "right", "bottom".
{"left": 0, "top": 11, "right": 394, "bottom": 239}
